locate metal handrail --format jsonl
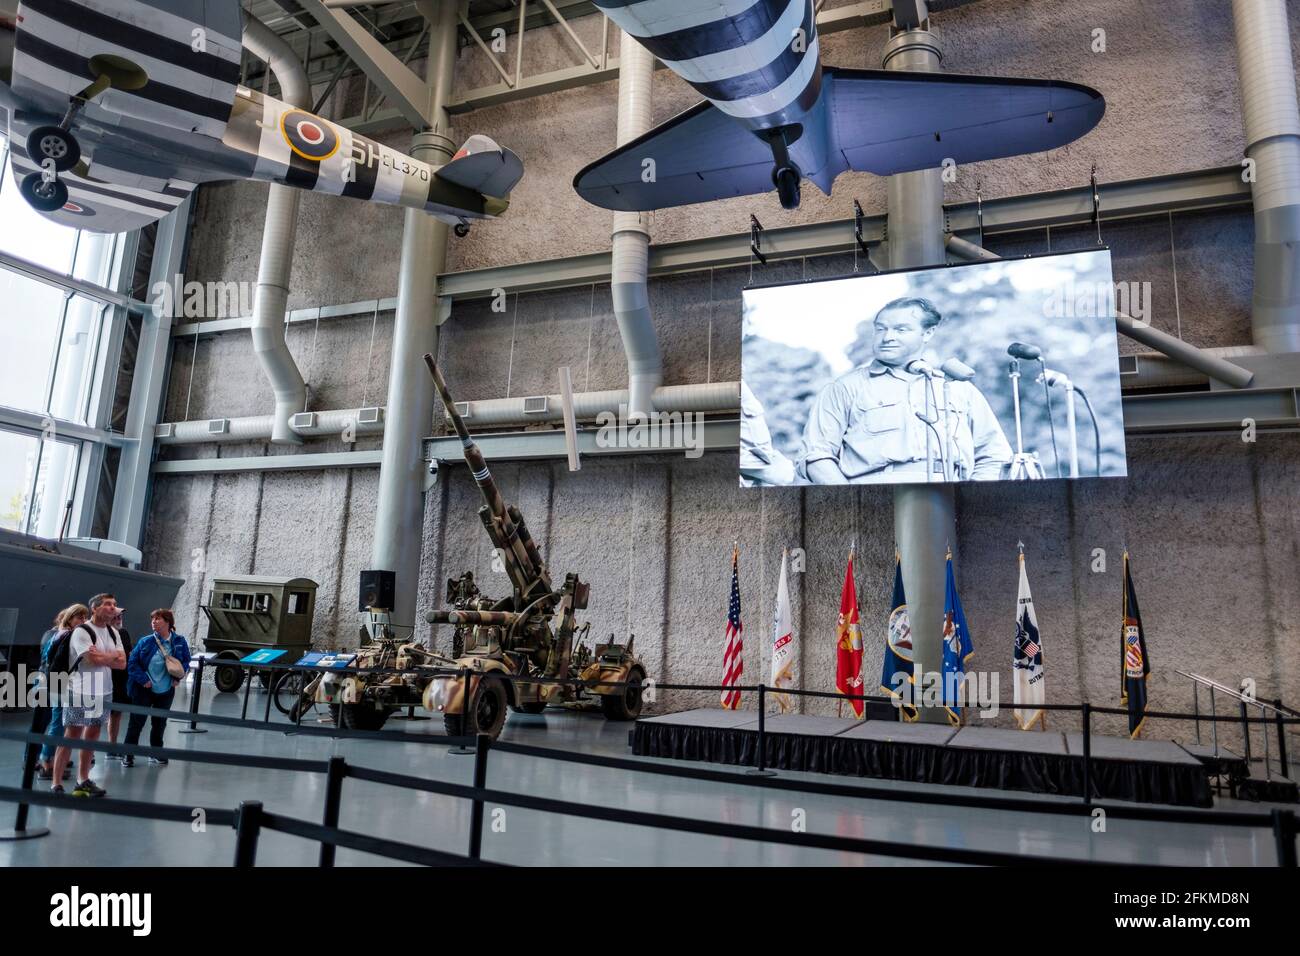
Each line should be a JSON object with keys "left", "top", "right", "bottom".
{"left": 1178, "top": 670, "right": 1293, "bottom": 782}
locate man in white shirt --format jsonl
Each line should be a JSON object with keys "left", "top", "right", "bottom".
{"left": 51, "top": 593, "right": 126, "bottom": 797}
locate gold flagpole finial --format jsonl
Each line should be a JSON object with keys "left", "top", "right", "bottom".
{"left": 1017, "top": 539, "right": 1025, "bottom": 555}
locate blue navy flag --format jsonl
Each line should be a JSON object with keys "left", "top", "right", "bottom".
{"left": 879, "top": 554, "right": 916, "bottom": 721}
{"left": 1121, "top": 551, "right": 1150, "bottom": 738}
{"left": 941, "top": 552, "right": 974, "bottom": 726}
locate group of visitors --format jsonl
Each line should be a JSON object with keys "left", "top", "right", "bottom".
{"left": 33, "top": 593, "right": 192, "bottom": 798}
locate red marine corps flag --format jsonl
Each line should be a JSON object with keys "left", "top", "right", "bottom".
{"left": 836, "top": 547, "right": 865, "bottom": 718}
{"left": 720, "top": 545, "right": 744, "bottom": 710}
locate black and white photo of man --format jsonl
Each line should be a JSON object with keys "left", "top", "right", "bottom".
{"left": 799, "top": 297, "right": 1012, "bottom": 484}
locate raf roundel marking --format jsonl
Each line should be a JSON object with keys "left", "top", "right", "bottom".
{"left": 280, "top": 109, "right": 340, "bottom": 162}
{"left": 61, "top": 201, "right": 93, "bottom": 216}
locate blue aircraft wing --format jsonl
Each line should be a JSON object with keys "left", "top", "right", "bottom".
{"left": 573, "top": 99, "right": 776, "bottom": 212}
{"left": 827, "top": 68, "right": 1105, "bottom": 175}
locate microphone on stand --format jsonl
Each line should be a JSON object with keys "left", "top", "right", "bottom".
{"left": 906, "top": 359, "right": 946, "bottom": 379}
{"left": 1007, "top": 342, "right": 1043, "bottom": 361}
{"left": 940, "top": 358, "right": 976, "bottom": 381}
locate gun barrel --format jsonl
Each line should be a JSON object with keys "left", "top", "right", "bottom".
{"left": 424, "top": 352, "right": 508, "bottom": 520}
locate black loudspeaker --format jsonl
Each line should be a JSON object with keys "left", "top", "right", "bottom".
{"left": 358, "top": 569, "right": 396, "bottom": 612}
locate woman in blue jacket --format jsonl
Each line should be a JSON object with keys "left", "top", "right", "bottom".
{"left": 123, "top": 608, "right": 192, "bottom": 767}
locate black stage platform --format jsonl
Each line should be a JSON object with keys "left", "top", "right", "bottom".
{"left": 632, "top": 709, "right": 1216, "bottom": 807}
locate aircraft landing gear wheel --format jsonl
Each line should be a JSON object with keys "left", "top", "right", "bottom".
{"left": 600, "top": 667, "right": 645, "bottom": 721}
{"left": 19, "top": 173, "right": 69, "bottom": 212}
{"left": 774, "top": 166, "right": 801, "bottom": 210}
{"left": 453, "top": 221, "right": 470, "bottom": 238}
{"left": 26, "top": 126, "right": 81, "bottom": 172}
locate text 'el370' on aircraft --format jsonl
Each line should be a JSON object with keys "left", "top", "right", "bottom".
{"left": 0, "top": 0, "right": 523, "bottom": 234}
{"left": 575, "top": 0, "right": 1105, "bottom": 211}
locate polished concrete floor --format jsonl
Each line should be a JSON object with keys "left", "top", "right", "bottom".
{"left": 0, "top": 686, "right": 1292, "bottom": 866}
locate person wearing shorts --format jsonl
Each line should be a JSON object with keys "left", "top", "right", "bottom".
{"left": 51, "top": 593, "right": 126, "bottom": 797}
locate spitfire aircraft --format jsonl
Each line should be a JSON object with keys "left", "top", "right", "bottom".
{"left": 0, "top": 0, "right": 523, "bottom": 234}
{"left": 575, "top": 0, "right": 1105, "bottom": 211}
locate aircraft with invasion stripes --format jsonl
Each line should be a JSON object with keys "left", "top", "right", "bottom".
{"left": 575, "top": 0, "right": 1105, "bottom": 211}
{"left": 0, "top": 0, "right": 522, "bottom": 235}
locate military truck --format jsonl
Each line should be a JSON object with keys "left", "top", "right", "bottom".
{"left": 418, "top": 354, "right": 647, "bottom": 738}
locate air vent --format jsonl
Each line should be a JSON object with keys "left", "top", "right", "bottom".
{"left": 153, "top": 423, "right": 174, "bottom": 439}
{"left": 357, "top": 406, "right": 382, "bottom": 425}
{"left": 522, "top": 395, "right": 549, "bottom": 415}
{"left": 1118, "top": 355, "right": 1139, "bottom": 376}
{"left": 454, "top": 402, "right": 472, "bottom": 418}
{"left": 207, "top": 419, "right": 229, "bottom": 435}
{"left": 290, "top": 412, "right": 316, "bottom": 429}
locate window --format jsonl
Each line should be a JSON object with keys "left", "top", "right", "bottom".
{"left": 0, "top": 428, "right": 81, "bottom": 536}
{"left": 287, "top": 591, "right": 310, "bottom": 615}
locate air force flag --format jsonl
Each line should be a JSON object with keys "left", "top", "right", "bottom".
{"left": 1012, "top": 551, "right": 1045, "bottom": 730}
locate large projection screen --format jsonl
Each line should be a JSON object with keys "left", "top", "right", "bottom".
{"left": 740, "top": 249, "right": 1128, "bottom": 486}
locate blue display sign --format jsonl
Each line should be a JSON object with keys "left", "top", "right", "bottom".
{"left": 295, "top": 651, "right": 357, "bottom": 670}
{"left": 240, "top": 649, "right": 288, "bottom": 664}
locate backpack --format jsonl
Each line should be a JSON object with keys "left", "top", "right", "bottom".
{"left": 46, "top": 623, "right": 100, "bottom": 676}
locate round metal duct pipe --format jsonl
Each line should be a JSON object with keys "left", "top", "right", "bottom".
{"left": 243, "top": 16, "right": 309, "bottom": 444}
{"left": 1232, "top": 0, "right": 1300, "bottom": 353}
{"left": 611, "top": 30, "right": 662, "bottom": 419}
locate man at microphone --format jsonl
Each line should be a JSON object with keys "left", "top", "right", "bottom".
{"left": 799, "top": 297, "right": 1012, "bottom": 483}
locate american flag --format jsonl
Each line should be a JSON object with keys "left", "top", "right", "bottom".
{"left": 721, "top": 547, "right": 744, "bottom": 709}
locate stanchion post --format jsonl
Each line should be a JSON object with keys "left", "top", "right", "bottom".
{"left": 1239, "top": 700, "right": 1253, "bottom": 765}
{"left": 1274, "top": 699, "right": 1289, "bottom": 781}
{"left": 320, "top": 756, "right": 346, "bottom": 867}
{"left": 1, "top": 708, "right": 51, "bottom": 841}
{"left": 748, "top": 684, "right": 775, "bottom": 777}
{"left": 262, "top": 667, "right": 276, "bottom": 724}
{"left": 468, "top": 732, "right": 491, "bottom": 860}
{"left": 1081, "top": 702, "right": 1093, "bottom": 804}
{"left": 233, "top": 800, "right": 264, "bottom": 867}
{"left": 450, "top": 668, "right": 475, "bottom": 755}
{"left": 181, "top": 656, "right": 207, "bottom": 734}
{"left": 240, "top": 665, "right": 253, "bottom": 720}
{"left": 1271, "top": 809, "right": 1297, "bottom": 867}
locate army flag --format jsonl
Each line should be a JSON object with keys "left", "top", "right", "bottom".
{"left": 941, "top": 552, "right": 975, "bottom": 726}
{"left": 1012, "top": 550, "right": 1045, "bottom": 730}
{"left": 769, "top": 549, "right": 795, "bottom": 713}
{"left": 1120, "top": 551, "right": 1150, "bottom": 738}
{"left": 880, "top": 554, "right": 917, "bottom": 721}
{"left": 720, "top": 546, "right": 744, "bottom": 710}
{"left": 835, "top": 548, "right": 865, "bottom": 717}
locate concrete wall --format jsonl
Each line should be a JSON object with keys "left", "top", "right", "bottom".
{"left": 142, "top": 0, "right": 1300, "bottom": 742}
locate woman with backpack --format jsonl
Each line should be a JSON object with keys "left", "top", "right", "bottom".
{"left": 36, "top": 604, "right": 88, "bottom": 781}
{"left": 123, "top": 608, "right": 191, "bottom": 767}
{"left": 49, "top": 593, "right": 127, "bottom": 797}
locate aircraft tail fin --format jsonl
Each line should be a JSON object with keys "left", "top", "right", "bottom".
{"left": 435, "top": 135, "right": 524, "bottom": 199}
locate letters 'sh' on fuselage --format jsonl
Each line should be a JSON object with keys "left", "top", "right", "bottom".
{"left": 0, "top": 0, "right": 522, "bottom": 234}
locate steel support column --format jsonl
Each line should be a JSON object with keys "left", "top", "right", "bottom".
{"left": 108, "top": 198, "right": 192, "bottom": 553}
{"left": 370, "top": 0, "right": 456, "bottom": 628}
{"left": 884, "top": 15, "right": 955, "bottom": 724}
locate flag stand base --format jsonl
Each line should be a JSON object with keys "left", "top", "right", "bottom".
{"left": 0, "top": 827, "right": 50, "bottom": 841}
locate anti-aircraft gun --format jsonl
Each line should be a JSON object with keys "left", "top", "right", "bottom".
{"left": 420, "top": 353, "right": 646, "bottom": 738}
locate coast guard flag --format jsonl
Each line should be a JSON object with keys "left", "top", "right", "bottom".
{"left": 1120, "top": 551, "right": 1150, "bottom": 738}
{"left": 941, "top": 552, "right": 974, "bottom": 726}
{"left": 880, "top": 554, "right": 917, "bottom": 721}
{"left": 835, "top": 548, "right": 865, "bottom": 717}
{"left": 720, "top": 546, "right": 744, "bottom": 710}
{"left": 1012, "top": 551, "right": 1045, "bottom": 730}
{"left": 770, "top": 549, "right": 795, "bottom": 713}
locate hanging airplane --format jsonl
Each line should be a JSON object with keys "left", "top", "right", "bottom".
{"left": 0, "top": 0, "right": 523, "bottom": 235}
{"left": 574, "top": 0, "right": 1105, "bottom": 211}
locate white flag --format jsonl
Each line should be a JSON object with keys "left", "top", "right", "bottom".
{"left": 770, "top": 549, "right": 795, "bottom": 713}
{"left": 1012, "top": 552, "right": 1045, "bottom": 729}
